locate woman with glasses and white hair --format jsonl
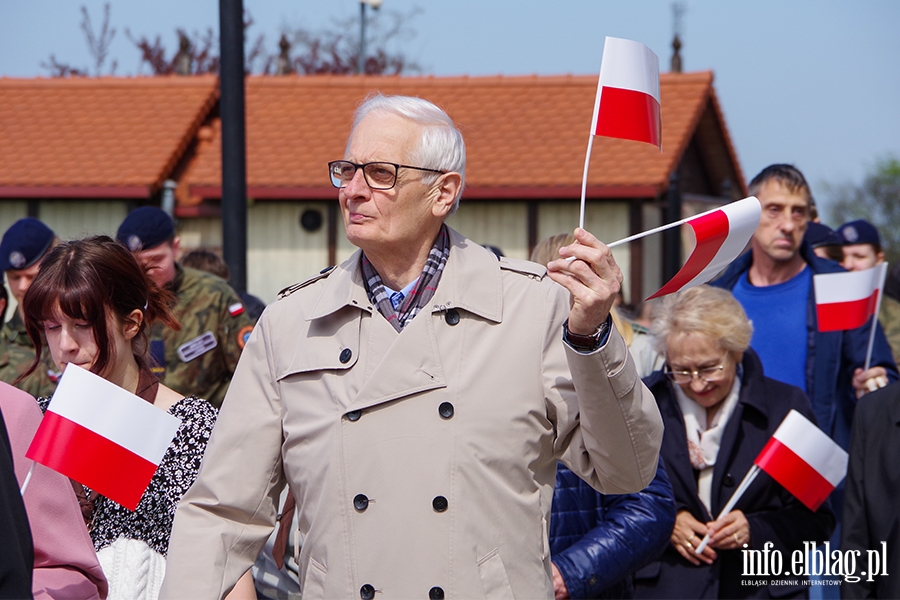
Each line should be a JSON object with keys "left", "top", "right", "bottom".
{"left": 633, "top": 285, "right": 834, "bottom": 599}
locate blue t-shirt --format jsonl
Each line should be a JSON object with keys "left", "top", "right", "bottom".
{"left": 732, "top": 267, "right": 810, "bottom": 392}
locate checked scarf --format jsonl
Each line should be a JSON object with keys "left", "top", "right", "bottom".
{"left": 361, "top": 225, "right": 450, "bottom": 332}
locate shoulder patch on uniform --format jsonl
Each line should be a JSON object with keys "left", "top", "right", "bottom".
{"left": 497, "top": 256, "right": 547, "bottom": 279}
{"left": 278, "top": 266, "right": 336, "bottom": 300}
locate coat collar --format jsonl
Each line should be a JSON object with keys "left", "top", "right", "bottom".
{"left": 306, "top": 227, "right": 504, "bottom": 323}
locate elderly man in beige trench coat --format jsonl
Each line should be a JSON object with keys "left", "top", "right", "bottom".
{"left": 160, "top": 94, "right": 664, "bottom": 600}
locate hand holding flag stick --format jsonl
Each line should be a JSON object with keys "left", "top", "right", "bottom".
{"left": 695, "top": 410, "right": 847, "bottom": 554}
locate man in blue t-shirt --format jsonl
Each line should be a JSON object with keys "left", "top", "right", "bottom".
{"left": 713, "top": 164, "right": 897, "bottom": 450}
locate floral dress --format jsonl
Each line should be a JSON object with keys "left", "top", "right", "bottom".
{"left": 38, "top": 395, "right": 217, "bottom": 599}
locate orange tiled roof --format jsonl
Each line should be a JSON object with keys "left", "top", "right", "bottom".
{"left": 0, "top": 76, "right": 217, "bottom": 198}
{"left": 180, "top": 71, "right": 742, "bottom": 205}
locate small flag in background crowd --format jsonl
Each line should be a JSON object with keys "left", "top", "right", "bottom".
{"left": 813, "top": 263, "right": 887, "bottom": 332}
{"left": 695, "top": 407, "right": 845, "bottom": 553}
{"left": 754, "top": 409, "right": 848, "bottom": 511}
{"left": 591, "top": 37, "right": 661, "bottom": 149}
{"left": 26, "top": 364, "right": 181, "bottom": 510}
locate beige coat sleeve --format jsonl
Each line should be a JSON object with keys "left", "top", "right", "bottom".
{"left": 159, "top": 317, "right": 285, "bottom": 600}
{"left": 543, "top": 286, "right": 664, "bottom": 494}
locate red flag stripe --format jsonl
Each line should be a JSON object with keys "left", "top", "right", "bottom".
{"left": 595, "top": 86, "right": 661, "bottom": 147}
{"left": 26, "top": 411, "right": 159, "bottom": 510}
{"left": 648, "top": 209, "right": 729, "bottom": 299}
{"left": 815, "top": 292, "right": 878, "bottom": 332}
{"left": 754, "top": 438, "right": 835, "bottom": 511}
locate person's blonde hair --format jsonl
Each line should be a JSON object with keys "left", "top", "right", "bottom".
{"left": 530, "top": 232, "right": 633, "bottom": 346}
{"left": 650, "top": 285, "right": 753, "bottom": 354}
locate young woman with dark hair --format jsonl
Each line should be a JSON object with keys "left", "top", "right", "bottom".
{"left": 20, "top": 235, "right": 219, "bottom": 600}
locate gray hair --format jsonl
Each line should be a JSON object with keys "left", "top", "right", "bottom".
{"left": 349, "top": 93, "right": 467, "bottom": 214}
{"left": 650, "top": 285, "right": 753, "bottom": 355}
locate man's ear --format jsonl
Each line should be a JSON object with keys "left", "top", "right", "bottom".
{"left": 431, "top": 172, "right": 462, "bottom": 219}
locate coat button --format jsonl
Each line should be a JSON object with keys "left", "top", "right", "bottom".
{"left": 429, "top": 587, "right": 445, "bottom": 600}
{"left": 438, "top": 402, "right": 454, "bottom": 419}
{"left": 432, "top": 496, "right": 448, "bottom": 512}
{"left": 347, "top": 410, "right": 362, "bottom": 422}
{"left": 354, "top": 494, "right": 369, "bottom": 511}
{"left": 340, "top": 348, "right": 353, "bottom": 363}
{"left": 360, "top": 584, "right": 375, "bottom": 599}
{"left": 444, "top": 309, "right": 460, "bottom": 326}
{"left": 723, "top": 473, "right": 735, "bottom": 487}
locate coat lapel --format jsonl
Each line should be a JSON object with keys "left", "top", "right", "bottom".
{"left": 314, "top": 229, "right": 503, "bottom": 413}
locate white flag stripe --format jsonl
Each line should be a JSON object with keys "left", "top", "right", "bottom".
{"left": 597, "top": 37, "right": 660, "bottom": 99}
{"left": 47, "top": 365, "right": 181, "bottom": 464}
{"left": 813, "top": 264, "right": 884, "bottom": 304}
{"left": 682, "top": 196, "right": 761, "bottom": 289}
{"left": 772, "top": 410, "right": 848, "bottom": 487}
{"left": 590, "top": 37, "right": 660, "bottom": 132}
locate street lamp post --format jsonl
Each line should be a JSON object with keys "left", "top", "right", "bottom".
{"left": 357, "top": 0, "right": 383, "bottom": 74}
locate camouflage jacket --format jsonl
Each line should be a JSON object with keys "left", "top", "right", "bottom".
{"left": 152, "top": 264, "right": 256, "bottom": 408}
{"left": 880, "top": 295, "right": 900, "bottom": 366}
{"left": 0, "top": 316, "right": 57, "bottom": 398}
{"left": 0, "top": 326, "right": 59, "bottom": 398}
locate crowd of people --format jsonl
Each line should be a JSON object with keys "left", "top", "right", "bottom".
{"left": 0, "top": 94, "right": 897, "bottom": 599}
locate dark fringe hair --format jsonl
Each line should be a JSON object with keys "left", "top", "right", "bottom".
{"left": 19, "top": 235, "right": 180, "bottom": 381}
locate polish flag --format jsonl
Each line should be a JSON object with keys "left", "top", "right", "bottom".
{"left": 813, "top": 263, "right": 887, "bottom": 332}
{"left": 647, "top": 196, "right": 761, "bottom": 299}
{"left": 591, "top": 37, "right": 661, "bottom": 148}
{"left": 26, "top": 364, "right": 181, "bottom": 510}
{"left": 754, "top": 410, "right": 848, "bottom": 511}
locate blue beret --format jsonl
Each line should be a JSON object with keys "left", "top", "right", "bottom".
{"left": 837, "top": 219, "right": 881, "bottom": 247}
{"left": 803, "top": 221, "right": 841, "bottom": 249}
{"left": 116, "top": 207, "right": 175, "bottom": 252}
{"left": 0, "top": 218, "right": 55, "bottom": 272}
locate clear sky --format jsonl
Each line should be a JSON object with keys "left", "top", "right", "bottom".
{"left": 2, "top": 0, "right": 898, "bottom": 218}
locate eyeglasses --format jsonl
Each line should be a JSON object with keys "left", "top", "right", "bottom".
{"left": 328, "top": 160, "right": 446, "bottom": 191}
{"left": 664, "top": 354, "right": 729, "bottom": 385}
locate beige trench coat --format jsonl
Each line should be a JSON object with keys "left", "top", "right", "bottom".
{"left": 161, "top": 229, "right": 663, "bottom": 599}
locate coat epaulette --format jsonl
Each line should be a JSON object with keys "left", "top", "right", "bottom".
{"left": 497, "top": 256, "right": 547, "bottom": 280}
{"left": 278, "top": 265, "right": 336, "bottom": 300}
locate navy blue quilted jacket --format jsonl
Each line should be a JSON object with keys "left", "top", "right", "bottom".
{"left": 549, "top": 460, "right": 675, "bottom": 599}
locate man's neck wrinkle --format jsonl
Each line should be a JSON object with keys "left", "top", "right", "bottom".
{"left": 748, "top": 255, "right": 807, "bottom": 287}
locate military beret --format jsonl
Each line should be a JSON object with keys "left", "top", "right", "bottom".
{"left": 837, "top": 219, "right": 881, "bottom": 247}
{"left": 117, "top": 206, "right": 175, "bottom": 252}
{"left": 803, "top": 221, "right": 841, "bottom": 249}
{"left": 0, "top": 218, "right": 55, "bottom": 272}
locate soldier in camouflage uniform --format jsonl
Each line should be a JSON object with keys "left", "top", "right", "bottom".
{"left": 0, "top": 218, "right": 59, "bottom": 398}
{"left": 117, "top": 207, "right": 255, "bottom": 408}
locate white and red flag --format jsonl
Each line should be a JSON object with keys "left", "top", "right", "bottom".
{"left": 694, "top": 408, "right": 844, "bottom": 553}
{"left": 636, "top": 196, "right": 761, "bottom": 299}
{"left": 591, "top": 37, "right": 661, "bottom": 148}
{"left": 754, "top": 409, "right": 848, "bottom": 511}
{"left": 813, "top": 263, "right": 887, "bottom": 332}
{"left": 26, "top": 364, "right": 181, "bottom": 510}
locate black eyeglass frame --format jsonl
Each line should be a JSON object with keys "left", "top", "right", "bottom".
{"left": 328, "top": 160, "right": 447, "bottom": 191}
